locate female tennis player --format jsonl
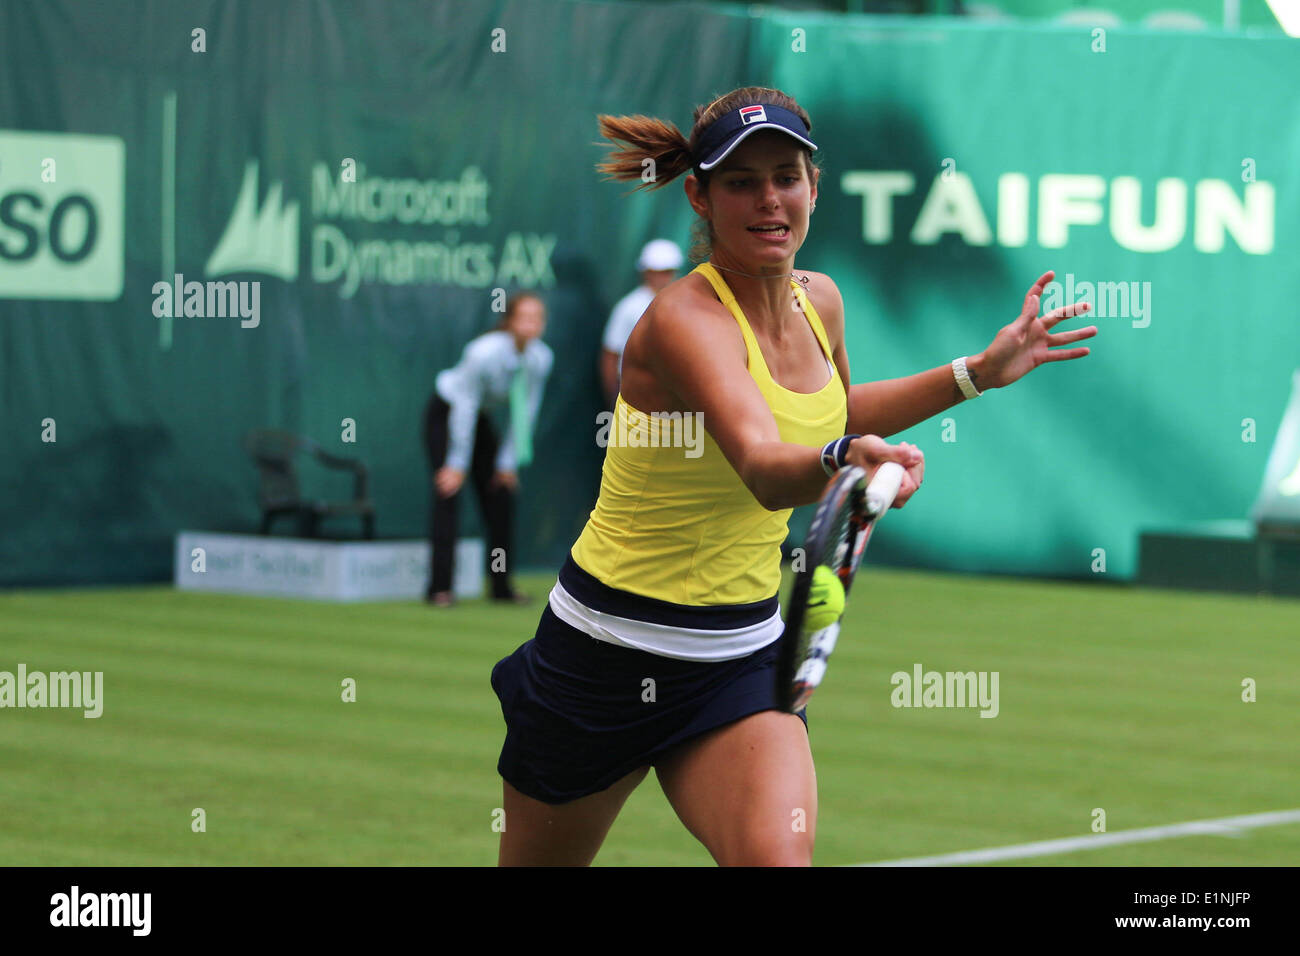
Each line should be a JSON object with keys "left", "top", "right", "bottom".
{"left": 490, "top": 87, "right": 1095, "bottom": 866}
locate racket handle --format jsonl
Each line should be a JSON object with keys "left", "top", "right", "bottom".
{"left": 865, "top": 461, "right": 906, "bottom": 516}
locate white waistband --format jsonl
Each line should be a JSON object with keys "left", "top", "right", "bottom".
{"left": 547, "top": 579, "right": 783, "bottom": 662}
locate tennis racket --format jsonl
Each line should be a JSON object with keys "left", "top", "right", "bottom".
{"left": 775, "top": 461, "right": 907, "bottom": 714}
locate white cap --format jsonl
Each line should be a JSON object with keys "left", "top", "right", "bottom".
{"left": 636, "top": 239, "right": 684, "bottom": 272}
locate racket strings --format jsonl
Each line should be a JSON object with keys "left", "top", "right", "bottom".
{"left": 778, "top": 467, "right": 874, "bottom": 713}
{"left": 821, "top": 496, "right": 856, "bottom": 577}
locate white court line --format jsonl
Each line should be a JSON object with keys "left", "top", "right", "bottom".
{"left": 854, "top": 809, "right": 1300, "bottom": 867}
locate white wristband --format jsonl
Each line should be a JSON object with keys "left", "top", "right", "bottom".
{"left": 952, "top": 356, "right": 982, "bottom": 400}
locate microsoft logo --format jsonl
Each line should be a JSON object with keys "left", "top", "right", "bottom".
{"left": 206, "top": 160, "right": 299, "bottom": 280}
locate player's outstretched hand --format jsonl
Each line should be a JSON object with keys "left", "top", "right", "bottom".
{"left": 845, "top": 435, "right": 924, "bottom": 508}
{"left": 974, "top": 270, "right": 1097, "bottom": 389}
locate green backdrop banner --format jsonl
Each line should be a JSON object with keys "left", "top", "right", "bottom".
{"left": 1, "top": 0, "right": 1296, "bottom": 586}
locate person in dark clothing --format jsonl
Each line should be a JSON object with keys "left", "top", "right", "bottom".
{"left": 424, "top": 293, "right": 553, "bottom": 607}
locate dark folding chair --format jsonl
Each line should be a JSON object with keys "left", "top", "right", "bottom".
{"left": 243, "top": 429, "right": 375, "bottom": 539}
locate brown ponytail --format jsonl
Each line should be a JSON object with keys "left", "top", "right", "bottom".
{"left": 593, "top": 114, "right": 695, "bottom": 192}
{"left": 594, "top": 87, "right": 818, "bottom": 263}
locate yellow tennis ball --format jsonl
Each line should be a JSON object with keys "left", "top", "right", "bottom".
{"left": 804, "top": 566, "right": 845, "bottom": 631}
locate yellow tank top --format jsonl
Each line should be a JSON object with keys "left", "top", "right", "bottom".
{"left": 570, "top": 262, "right": 848, "bottom": 605}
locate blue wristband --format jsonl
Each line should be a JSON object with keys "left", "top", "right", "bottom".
{"left": 820, "top": 434, "right": 862, "bottom": 477}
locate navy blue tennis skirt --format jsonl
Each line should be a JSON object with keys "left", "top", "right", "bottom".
{"left": 491, "top": 604, "right": 808, "bottom": 805}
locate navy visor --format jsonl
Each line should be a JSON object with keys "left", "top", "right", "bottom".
{"left": 693, "top": 104, "right": 817, "bottom": 172}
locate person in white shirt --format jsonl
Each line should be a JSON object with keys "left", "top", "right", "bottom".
{"left": 600, "top": 239, "right": 684, "bottom": 407}
{"left": 424, "top": 293, "right": 554, "bottom": 607}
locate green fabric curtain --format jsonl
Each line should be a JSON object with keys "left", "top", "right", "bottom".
{"left": 1, "top": 0, "right": 1295, "bottom": 584}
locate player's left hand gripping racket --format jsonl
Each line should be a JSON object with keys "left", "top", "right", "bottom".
{"left": 775, "top": 461, "right": 907, "bottom": 714}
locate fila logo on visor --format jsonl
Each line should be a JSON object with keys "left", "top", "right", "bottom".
{"left": 739, "top": 105, "right": 767, "bottom": 125}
